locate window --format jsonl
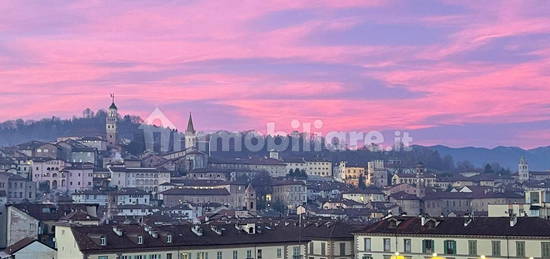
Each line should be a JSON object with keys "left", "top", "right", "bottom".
{"left": 492, "top": 240, "right": 501, "bottom": 256}
{"left": 138, "top": 235, "right": 143, "bottom": 244}
{"left": 339, "top": 243, "right": 346, "bottom": 256}
{"left": 310, "top": 243, "right": 314, "bottom": 254}
{"left": 98, "top": 256, "right": 108, "bottom": 259}
{"left": 531, "top": 192, "right": 541, "bottom": 203}
{"left": 233, "top": 251, "right": 238, "bottom": 259}
{"left": 276, "top": 248, "right": 282, "bottom": 258}
{"left": 404, "top": 239, "right": 412, "bottom": 253}
{"left": 247, "top": 250, "right": 252, "bottom": 259}
{"left": 364, "top": 238, "right": 371, "bottom": 251}
{"left": 167, "top": 234, "right": 172, "bottom": 243}
{"left": 293, "top": 246, "right": 301, "bottom": 259}
{"left": 321, "top": 242, "right": 326, "bottom": 255}
{"left": 543, "top": 242, "right": 550, "bottom": 258}
{"left": 516, "top": 241, "right": 525, "bottom": 257}
{"left": 197, "top": 252, "right": 208, "bottom": 259}
{"left": 468, "top": 240, "right": 477, "bottom": 255}
{"left": 422, "top": 240, "right": 434, "bottom": 254}
{"left": 257, "top": 249, "right": 262, "bottom": 259}
{"left": 100, "top": 236, "right": 106, "bottom": 246}
{"left": 167, "top": 253, "right": 172, "bottom": 259}
{"left": 217, "top": 251, "right": 222, "bottom": 259}
{"left": 444, "top": 240, "right": 457, "bottom": 255}
{"left": 383, "top": 238, "right": 391, "bottom": 252}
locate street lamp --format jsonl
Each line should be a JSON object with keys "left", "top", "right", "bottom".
{"left": 391, "top": 252, "right": 405, "bottom": 259}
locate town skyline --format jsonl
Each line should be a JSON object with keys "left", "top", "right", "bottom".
{"left": 2, "top": 101, "right": 549, "bottom": 150}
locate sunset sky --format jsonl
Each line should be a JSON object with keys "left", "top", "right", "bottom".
{"left": 1, "top": 0, "right": 550, "bottom": 148}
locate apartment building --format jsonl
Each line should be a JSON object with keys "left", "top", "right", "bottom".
{"left": 285, "top": 158, "right": 333, "bottom": 178}
{"left": 272, "top": 179, "right": 307, "bottom": 210}
{"left": 55, "top": 222, "right": 309, "bottom": 259}
{"left": 354, "top": 216, "right": 550, "bottom": 259}
{"left": 109, "top": 167, "right": 170, "bottom": 193}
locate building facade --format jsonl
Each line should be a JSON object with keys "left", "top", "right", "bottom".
{"left": 367, "top": 160, "right": 388, "bottom": 188}
{"left": 109, "top": 167, "right": 171, "bottom": 193}
{"left": 272, "top": 179, "right": 307, "bottom": 210}
{"left": 56, "top": 222, "right": 309, "bottom": 259}
{"left": 354, "top": 216, "right": 550, "bottom": 259}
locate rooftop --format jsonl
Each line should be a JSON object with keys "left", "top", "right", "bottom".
{"left": 161, "top": 188, "right": 231, "bottom": 196}
{"left": 355, "top": 216, "right": 550, "bottom": 237}
{"left": 67, "top": 222, "right": 310, "bottom": 253}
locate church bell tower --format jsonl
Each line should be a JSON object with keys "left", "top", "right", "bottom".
{"left": 519, "top": 156, "right": 529, "bottom": 183}
{"left": 106, "top": 94, "right": 118, "bottom": 147}
{"left": 185, "top": 113, "right": 198, "bottom": 150}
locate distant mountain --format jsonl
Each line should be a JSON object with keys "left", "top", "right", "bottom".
{"left": 428, "top": 145, "right": 550, "bottom": 171}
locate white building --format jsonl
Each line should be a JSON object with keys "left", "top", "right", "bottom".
{"left": 72, "top": 188, "right": 152, "bottom": 207}
{"left": 109, "top": 167, "right": 171, "bottom": 193}
{"left": 209, "top": 157, "right": 287, "bottom": 178}
{"left": 63, "top": 164, "right": 94, "bottom": 193}
{"left": 272, "top": 179, "right": 307, "bottom": 209}
{"left": 354, "top": 216, "right": 550, "bottom": 259}
{"left": 284, "top": 158, "right": 332, "bottom": 178}
{"left": 30, "top": 158, "right": 66, "bottom": 190}
{"left": 489, "top": 189, "right": 550, "bottom": 219}
{"left": 0, "top": 238, "right": 56, "bottom": 259}
{"left": 367, "top": 160, "right": 388, "bottom": 187}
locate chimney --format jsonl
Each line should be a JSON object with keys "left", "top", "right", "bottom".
{"left": 420, "top": 215, "right": 427, "bottom": 226}
{"left": 211, "top": 226, "right": 223, "bottom": 235}
{"left": 192, "top": 225, "right": 203, "bottom": 236}
{"left": 464, "top": 216, "right": 473, "bottom": 227}
{"left": 112, "top": 226, "right": 123, "bottom": 237}
{"left": 510, "top": 214, "right": 518, "bottom": 227}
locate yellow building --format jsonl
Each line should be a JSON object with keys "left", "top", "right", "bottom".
{"left": 338, "top": 162, "right": 367, "bottom": 187}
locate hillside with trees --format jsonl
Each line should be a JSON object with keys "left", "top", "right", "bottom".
{"left": 0, "top": 109, "right": 143, "bottom": 147}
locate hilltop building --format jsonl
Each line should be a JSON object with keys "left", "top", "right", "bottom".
{"left": 519, "top": 156, "right": 529, "bottom": 182}
{"left": 106, "top": 95, "right": 118, "bottom": 148}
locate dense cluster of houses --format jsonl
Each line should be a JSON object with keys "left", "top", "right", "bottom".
{"left": 1, "top": 101, "right": 550, "bottom": 259}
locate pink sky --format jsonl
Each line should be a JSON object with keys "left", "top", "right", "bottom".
{"left": 1, "top": 0, "right": 550, "bottom": 148}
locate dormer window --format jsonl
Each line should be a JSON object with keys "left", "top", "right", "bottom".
{"left": 138, "top": 235, "right": 143, "bottom": 244}
{"left": 100, "top": 236, "right": 106, "bottom": 246}
{"left": 167, "top": 234, "right": 172, "bottom": 243}
{"left": 388, "top": 219, "right": 399, "bottom": 229}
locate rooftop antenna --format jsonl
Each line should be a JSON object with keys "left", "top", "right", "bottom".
{"left": 110, "top": 93, "right": 115, "bottom": 103}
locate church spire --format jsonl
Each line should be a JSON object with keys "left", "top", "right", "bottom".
{"left": 520, "top": 155, "right": 527, "bottom": 164}
{"left": 109, "top": 93, "right": 117, "bottom": 110}
{"left": 186, "top": 113, "right": 195, "bottom": 134}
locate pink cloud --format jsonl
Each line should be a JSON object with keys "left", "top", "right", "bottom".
{"left": 1, "top": 0, "right": 550, "bottom": 148}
